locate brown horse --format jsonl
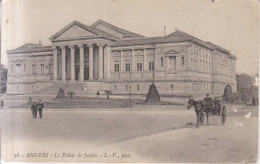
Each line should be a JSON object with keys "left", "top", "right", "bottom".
{"left": 187, "top": 98, "right": 204, "bottom": 127}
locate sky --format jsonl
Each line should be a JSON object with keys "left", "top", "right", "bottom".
{"left": 1, "top": 0, "right": 259, "bottom": 76}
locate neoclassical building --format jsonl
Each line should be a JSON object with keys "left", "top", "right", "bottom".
{"left": 7, "top": 20, "right": 237, "bottom": 96}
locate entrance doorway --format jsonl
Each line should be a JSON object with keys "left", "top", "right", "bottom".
{"left": 169, "top": 56, "right": 176, "bottom": 70}
{"left": 75, "top": 67, "right": 80, "bottom": 81}
{"left": 84, "top": 67, "right": 89, "bottom": 80}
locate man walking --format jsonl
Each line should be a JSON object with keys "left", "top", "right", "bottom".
{"left": 37, "top": 99, "right": 44, "bottom": 119}
{"left": 1, "top": 99, "right": 4, "bottom": 109}
{"left": 31, "top": 102, "right": 38, "bottom": 119}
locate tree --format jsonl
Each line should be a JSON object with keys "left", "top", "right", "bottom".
{"left": 236, "top": 73, "right": 255, "bottom": 102}
{"left": 146, "top": 83, "right": 160, "bottom": 102}
{"left": 237, "top": 73, "right": 254, "bottom": 91}
{"left": 1, "top": 65, "right": 8, "bottom": 94}
{"left": 57, "top": 88, "right": 65, "bottom": 99}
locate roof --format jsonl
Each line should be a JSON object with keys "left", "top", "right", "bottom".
{"left": 7, "top": 20, "right": 234, "bottom": 58}
{"left": 7, "top": 43, "right": 52, "bottom": 54}
{"left": 112, "top": 29, "right": 233, "bottom": 56}
{"left": 91, "top": 20, "right": 144, "bottom": 38}
{"left": 206, "top": 42, "right": 230, "bottom": 54}
{"left": 49, "top": 21, "right": 119, "bottom": 41}
{"left": 112, "top": 30, "right": 196, "bottom": 47}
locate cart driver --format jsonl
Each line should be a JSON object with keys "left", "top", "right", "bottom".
{"left": 203, "top": 93, "right": 213, "bottom": 106}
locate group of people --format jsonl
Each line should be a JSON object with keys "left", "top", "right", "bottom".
{"left": 31, "top": 100, "right": 44, "bottom": 119}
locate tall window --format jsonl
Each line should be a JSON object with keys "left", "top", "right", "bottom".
{"left": 23, "top": 64, "right": 26, "bottom": 72}
{"left": 114, "top": 61, "right": 119, "bottom": 72}
{"left": 125, "top": 60, "right": 130, "bottom": 72}
{"left": 41, "top": 64, "right": 44, "bottom": 74}
{"left": 181, "top": 57, "right": 185, "bottom": 66}
{"left": 137, "top": 85, "right": 140, "bottom": 91}
{"left": 149, "top": 62, "right": 154, "bottom": 71}
{"left": 137, "top": 63, "right": 142, "bottom": 71}
{"left": 32, "top": 64, "right": 36, "bottom": 74}
{"left": 49, "top": 64, "right": 53, "bottom": 74}
{"left": 171, "top": 84, "right": 173, "bottom": 91}
{"left": 160, "top": 58, "right": 164, "bottom": 67}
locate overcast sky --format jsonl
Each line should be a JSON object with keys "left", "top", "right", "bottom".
{"left": 1, "top": 0, "right": 259, "bottom": 76}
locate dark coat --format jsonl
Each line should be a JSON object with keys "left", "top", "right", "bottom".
{"left": 37, "top": 103, "right": 44, "bottom": 110}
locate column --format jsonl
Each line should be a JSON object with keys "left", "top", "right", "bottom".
{"left": 87, "top": 44, "right": 93, "bottom": 80}
{"left": 79, "top": 44, "right": 84, "bottom": 81}
{"left": 52, "top": 47, "right": 57, "bottom": 81}
{"left": 131, "top": 49, "right": 135, "bottom": 71}
{"left": 98, "top": 43, "right": 104, "bottom": 79}
{"left": 61, "top": 46, "right": 66, "bottom": 81}
{"left": 143, "top": 49, "right": 147, "bottom": 71}
{"left": 104, "top": 46, "right": 111, "bottom": 79}
{"left": 186, "top": 45, "right": 191, "bottom": 70}
{"left": 120, "top": 50, "right": 124, "bottom": 71}
{"left": 70, "top": 45, "right": 75, "bottom": 81}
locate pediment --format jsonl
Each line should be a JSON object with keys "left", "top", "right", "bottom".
{"left": 54, "top": 25, "right": 98, "bottom": 40}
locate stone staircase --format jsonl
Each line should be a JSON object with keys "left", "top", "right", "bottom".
{"left": 32, "top": 81, "right": 111, "bottom": 96}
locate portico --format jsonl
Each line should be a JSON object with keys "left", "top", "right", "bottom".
{"left": 52, "top": 43, "right": 108, "bottom": 82}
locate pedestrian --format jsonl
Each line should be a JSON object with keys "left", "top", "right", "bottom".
{"left": 37, "top": 99, "right": 44, "bottom": 119}
{"left": 1, "top": 99, "right": 4, "bottom": 109}
{"left": 97, "top": 91, "right": 100, "bottom": 98}
{"left": 31, "top": 102, "right": 38, "bottom": 119}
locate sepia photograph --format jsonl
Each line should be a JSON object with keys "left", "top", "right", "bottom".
{"left": 0, "top": 0, "right": 259, "bottom": 163}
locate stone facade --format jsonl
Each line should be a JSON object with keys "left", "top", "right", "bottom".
{"left": 7, "top": 20, "right": 237, "bottom": 96}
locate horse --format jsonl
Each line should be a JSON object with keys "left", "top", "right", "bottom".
{"left": 187, "top": 98, "right": 204, "bottom": 127}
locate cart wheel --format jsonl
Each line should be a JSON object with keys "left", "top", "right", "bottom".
{"left": 221, "top": 105, "right": 226, "bottom": 125}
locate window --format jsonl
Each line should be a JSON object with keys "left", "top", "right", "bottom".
{"left": 137, "top": 85, "right": 140, "bottom": 91}
{"left": 114, "top": 85, "right": 117, "bottom": 91}
{"left": 171, "top": 85, "right": 173, "bottom": 91}
{"left": 32, "top": 64, "right": 36, "bottom": 74}
{"left": 137, "top": 63, "right": 142, "bottom": 71}
{"left": 160, "top": 58, "right": 164, "bottom": 67}
{"left": 114, "top": 61, "right": 119, "bottom": 72}
{"left": 149, "top": 62, "right": 154, "bottom": 71}
{"left": 125, "top": 60, "right": 130, "bottom": 72}
{"left": 17, "top": 86, "right": 19, "bottom": 90}
{"left": 24, "top": 64, "right": 26, "bottom": 72}
{"left": 41, "top": 64, "right": 44, "bottom": 74}
{"left": 49, "top": 64, "right": 53, "bottom": 74}
{"left": 181, "top": 57, "right": 185, "bottom": 66}
{"left": 125, "top": 85, "right": 128, "bottom": 91}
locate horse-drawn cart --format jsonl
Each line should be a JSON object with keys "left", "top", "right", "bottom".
{"left": 187, "top": 97, "right": 227, "bottom": 127}
{"left": 203, "top": 99, "right": 226, "bottom": 125}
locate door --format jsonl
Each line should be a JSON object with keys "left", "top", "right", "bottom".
{"left": 84, "top": 67, "right": 89, "bottom": 80}
{"left": 75, "top": 68, "right": 79, "bottom": 81}
{"left": 169, "top": 56, "right": 176, "bottom": 70}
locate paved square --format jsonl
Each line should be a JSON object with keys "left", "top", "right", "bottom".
{"left": 1, "top": 104, "right": 258, "bottom": 162}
